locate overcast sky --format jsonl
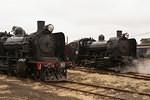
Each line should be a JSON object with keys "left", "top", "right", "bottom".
{"left": 0, "top": 0, "right": 150, "bottom": 43}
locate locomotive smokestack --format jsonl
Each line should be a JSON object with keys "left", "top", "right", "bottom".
{"left": 37, "top": 21, "right": 45, "bottom": 32}
{"left": 117, "top": 30, "right": 122, "bottom": 38}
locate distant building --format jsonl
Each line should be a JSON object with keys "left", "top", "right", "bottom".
{"left": 140, "top": 38, "right": 150, "bottom": 44}
{"left": 137, "top": 38, "right": 150, "bottom": 58}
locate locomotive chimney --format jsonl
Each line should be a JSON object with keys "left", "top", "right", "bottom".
{"left": 117, "top": 30, "right": 122, "bottom": 38}
{"left": 37, "top": 21, "right": 45, "bottom": 32}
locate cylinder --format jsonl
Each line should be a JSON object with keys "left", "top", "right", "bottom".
{"left": 117, "top": 30, "right": 122, "bottom": 38}
{"left": 37, "top": 21, "right": 45, "bottom": 32}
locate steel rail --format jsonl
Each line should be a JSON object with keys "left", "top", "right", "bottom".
{"left": 65, "top": 80, "right": 150, "bottom": 97}
{"left": 47, "top": 82, "right": 125, "bottom": 100}
{"left": 70, "top": 67, "right": 150, "bottom": 81}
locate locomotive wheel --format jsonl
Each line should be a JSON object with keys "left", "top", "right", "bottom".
{"left": 40, "top": 68, "right": 46, "bottom": 81}
{"left": 16, "top": 60, "right": 27, "bottom": 77}
{"left": 40, "top": 68, "right": 56, "bottom": 81}
{"left": 56, "top": 68, "right": 67, "bottom": 80}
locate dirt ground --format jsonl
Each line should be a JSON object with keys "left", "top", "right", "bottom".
{"left": 0, "top": 69, "right": 150, "bottom": 100}
{"left": 0, "top": 74, "right": 100, "bottom": 100}
{"left": 68, "top": 70, "right": 150, "bottom": 100}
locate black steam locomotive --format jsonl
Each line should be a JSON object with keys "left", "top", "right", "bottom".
{"left": 66, "top": 30, "right": 136, "bottom": 69}
{"left": 0, "top": 21, "right": 71, "bottom": 81}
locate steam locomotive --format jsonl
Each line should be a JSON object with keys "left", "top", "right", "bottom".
{"left": 65, "top": 30, "right": 137, "bottom": 69}
{"left": 0, "top": 21, "right": 71, "bottom": 81}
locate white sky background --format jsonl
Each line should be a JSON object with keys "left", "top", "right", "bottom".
{"left": 0, "top": 0, "right": 150, "bottom": 43}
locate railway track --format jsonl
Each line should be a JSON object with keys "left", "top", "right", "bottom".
{"left": 70, "top": 67, "right": 150, "bottom": 81}
{"left": 1, "top": 73, "right": 150, "bottom": 100}
{"left": 47, "top": 80, "right": 150, "bottom": 100}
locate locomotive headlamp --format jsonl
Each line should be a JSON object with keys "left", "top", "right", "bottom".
{"left": 75, "top": 50, "right": 79, "bottom": 55}
{"left": 60, "top": 62, "right": 65, "bottom": 68}
{"left": 47, "top": 24, "right": 54, "bottom": 33}
{"left": 124, "top": 33, "right": 129, "bottom": 38}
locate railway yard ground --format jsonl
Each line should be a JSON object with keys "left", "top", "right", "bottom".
{"left": 0, "top": 67, "right": 150, "bottom": 100}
